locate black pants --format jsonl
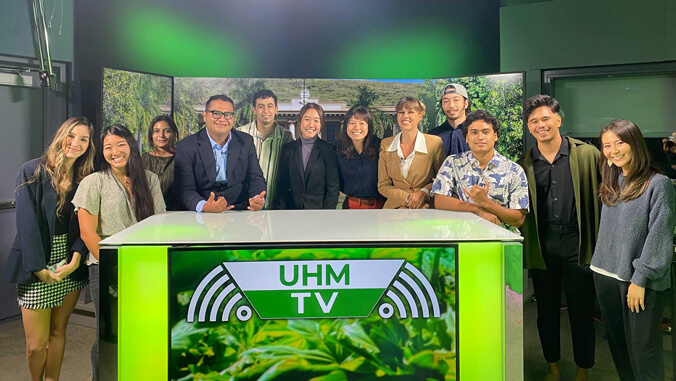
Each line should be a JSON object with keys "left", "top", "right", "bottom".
{"left": 594, "top": 273, "right": 664, "bottom": 381}
{"left": 89, "top": 264, "right": 99, "bottom": 381}
{"left": 531, "top": 254, "right": 596, "bottom": 368}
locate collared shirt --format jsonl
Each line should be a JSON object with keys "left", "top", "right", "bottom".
{"left": 531, "top": 137, "right": 578, "bottom": 260}
{"left": 237, "top": 121, "right": 295, "bottom": 209}
{"left": 531, "top": 137, "right": 576, "bottom": 226}
{"left": 431, "top": 149, "right": 530, "bottom": 213}
{"left": 207, "top": 132, "right": 231, "bottom": 183}
{"left": 196, "top": 132, "right": 232, "bottom": 212}
{"left": 72, "top": 170, "right": 166, "bottom": 265}
{"left": 387, "top": 130, "right": 428, "bottom": 181}
{"left": 337, "top": 138, "right": 382, "bottom": 199}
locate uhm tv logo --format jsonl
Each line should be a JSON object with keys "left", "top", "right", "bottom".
{"left": 186, "top": 260, "right": 441, "bottom": 323}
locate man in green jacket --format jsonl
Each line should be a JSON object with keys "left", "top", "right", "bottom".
{"left": 237, "top": 89, "right": 295, "bottom": 209}
{"left": 518, "top": 95, "right": 601, "bottom": 381}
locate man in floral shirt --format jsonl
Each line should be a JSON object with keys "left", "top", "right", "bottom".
{"left": 431, "top": 110, "right": 529, "bottom": 228}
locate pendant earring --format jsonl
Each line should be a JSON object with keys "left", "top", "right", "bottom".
{"left": 607, "top": 158, "right": 613, "bottom": 167}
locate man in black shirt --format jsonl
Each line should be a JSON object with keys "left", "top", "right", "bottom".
{"left": 428, "top": 83, "right": 471, "bottom": 156}
{"left": 518, "top": 95, "right": 601, "bottom": 381}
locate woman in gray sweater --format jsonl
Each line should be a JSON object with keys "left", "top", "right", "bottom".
{"left": 591, "top": 119, "right": 675, "bottom": 381}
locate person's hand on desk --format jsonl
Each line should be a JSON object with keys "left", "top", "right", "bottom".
{"left": 248, "top": 191, "right": 266, "bottom": 211}
{"left": 203, "top": 192, "right": 234, "bottom": 213}
{"left": 476, "top": 208, "right": 501, "bottom": 226}
{"left": 406, "top": 190, "right": 427, "bottom": 209}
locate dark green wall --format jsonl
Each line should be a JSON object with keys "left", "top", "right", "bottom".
{"left": 500, "top": 0, "right": 676, "bottom": 96}
{"left": 500, "top": 0, "right": 676, "bottom": 142}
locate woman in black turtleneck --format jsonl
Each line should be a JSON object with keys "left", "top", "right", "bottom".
{"left": 275, "top": 103, "right": 339, "bottom": 209}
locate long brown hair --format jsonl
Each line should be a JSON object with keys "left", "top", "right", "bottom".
{"left": 33, "top": 117, "right": 96, "bottom": 214}
{"left": 599, "top": 119, "right": 661, "bottom": 205}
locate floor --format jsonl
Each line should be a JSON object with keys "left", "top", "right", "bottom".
{"left": 0, "top": 299, "right": 673, "bottom": 380}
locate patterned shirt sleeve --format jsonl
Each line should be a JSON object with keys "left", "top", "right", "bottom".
{"left": 431, "top": 156, "right": 457, "bottom": 197}
{"left": 508, "top": 164, "right": 530, "bottom": 211}
{"left": 72, "top": 173, "right": 102, "bottom": 215}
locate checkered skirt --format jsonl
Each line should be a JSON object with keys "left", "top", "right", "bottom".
{"left": 17, "top": 233, "right": 88, "bottom": 310}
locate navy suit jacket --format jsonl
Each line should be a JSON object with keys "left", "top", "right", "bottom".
{"left": 2, "top": 159, "right": 89, "bottom": 285}
{"left": 175, "top": 128, "right": 266, "bottom": 211}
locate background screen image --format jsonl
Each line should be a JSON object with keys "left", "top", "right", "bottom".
{"left": 169, "top": 246, "right": 457, "bottom": 381}
{"left": 103, "top": 70, "right": 524, "bottom": 160}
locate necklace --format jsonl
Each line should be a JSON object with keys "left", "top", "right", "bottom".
{"left": 115, "top": 174, "right": 130, "bottom": 186}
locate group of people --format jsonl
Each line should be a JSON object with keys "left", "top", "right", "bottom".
{"left": 1, "top": 84, "right": 673, "bottom": 381}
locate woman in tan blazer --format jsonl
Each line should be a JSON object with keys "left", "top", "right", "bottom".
{"left": 378, "top": 97, "right": 445, "bottom": 209}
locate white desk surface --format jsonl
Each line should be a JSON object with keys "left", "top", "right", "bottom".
{"left": 100, "top": 209, "right": 523, "bottom": 246}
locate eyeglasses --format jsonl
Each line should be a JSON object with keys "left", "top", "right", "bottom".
{"left": 207, "top": 110, "right": 235, "bottom": 120}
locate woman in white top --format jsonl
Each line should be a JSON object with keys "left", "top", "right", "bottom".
{"left": 73, "top": 124, "right": 165, "bottom": 381}
{"left": 377, "top": 97, "right": 445, "bottom": 209}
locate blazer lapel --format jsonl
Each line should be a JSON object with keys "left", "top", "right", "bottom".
{"left": 304, "top": 143, "right": 321, "bottom": 182}
{"left": 293, "top": 140, "right": 304, "bottom": 180}
{"left": 226, "top": 132, "right": 241, "bottom": 184}
{"left": 197, "top": 129, "right": 217, "bottom": 185}
{"left": 42, "top": 178, "right": 57, "bottom": 239}
{"left": 407, "top": 149, "right": 428, "bottom": 187}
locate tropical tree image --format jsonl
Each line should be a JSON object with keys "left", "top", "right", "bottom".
{"left": 349, "top": 85, "right": 395, "bottom": 138}
{"left": 433, "top": 74, "right": 524, "bottom": 161}
{"left": 173, "top": 77, "right": 208, "bottom": 138}
{"left": 102, "top": 69, "right": 172, "bottom": 151}
{"left": 102, "top": 71, "right": 523, "bottom": 158}
{"left": 230, "top": 78, "right": 266, "bottom": 127}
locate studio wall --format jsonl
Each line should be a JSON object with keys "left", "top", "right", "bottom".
{"left": 500, "top": 0, "right": 676, "bottom": 97}
{"left": 75, "top": 0, "right": 501, "bottom": 124}
{"left": 499, "top": 0, "right": 676, "bottom": 146}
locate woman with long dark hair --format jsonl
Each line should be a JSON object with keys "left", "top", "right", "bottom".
{"left": 73, "top": 124, "right": 165, "bottom": 380}
{"left": 142, "top": 115, "right": 180, "bottom": 209}
{"left": 590, "top": 119, "right": 675, "bottom": 380}
{"left": 2, "top": 116, "right": 95, "bottom": 381}
{"left": 275, "top": 103, "right": 339, "bottom": 209}
{"left": 336, "top": 106, "right": 385, "bottom": 209}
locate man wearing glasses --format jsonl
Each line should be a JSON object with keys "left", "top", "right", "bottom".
{"left": 175, "top": 94, "right": 266, "bottom": 212}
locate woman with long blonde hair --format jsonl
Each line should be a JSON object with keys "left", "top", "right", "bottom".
{"left": 2, "top": 116, "right": 96, "bottom": 381}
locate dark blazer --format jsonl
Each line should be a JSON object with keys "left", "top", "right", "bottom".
{"left": 175, "top": 128, "right": 266, "bottom": 211}
{"left": 2, "top": 159, "right": 89, "bottom": 285}
{"left": 275, "top": 139, "right": 340, "bottom": 210}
